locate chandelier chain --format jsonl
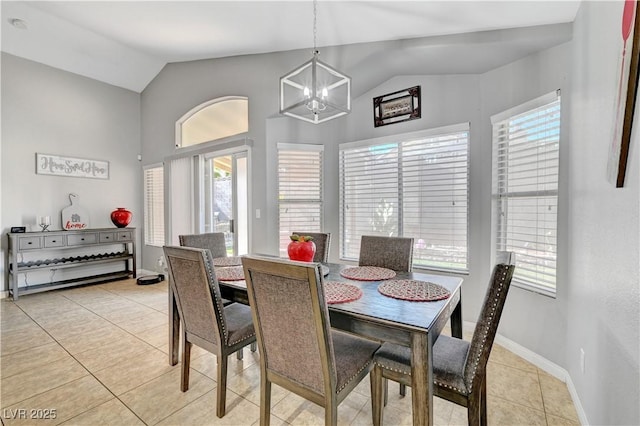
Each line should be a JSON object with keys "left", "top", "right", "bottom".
{"left": 313, "top": 0, "right": 318, "bottom": 53}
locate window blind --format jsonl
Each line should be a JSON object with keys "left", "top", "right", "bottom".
{"left": 339, "top": 124, "right": 469, "bottom": 272}
{"left": 278, "top": 144, "right": 323, "bottom": 256}
{"left": 143, "top": 165, "right": 165, "bottom": 246}
{"left": 492, "top": 92, "right": 560, "bottom": 295}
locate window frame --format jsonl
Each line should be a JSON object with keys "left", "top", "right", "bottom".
{"left": 491, "top": 90, "right": 561, "bottom": 297}
{"left": 143, "top": 163, "right": 165, "bottom": 247}
{"left": 338, "top": 123, "right": 470, "bottom": 274}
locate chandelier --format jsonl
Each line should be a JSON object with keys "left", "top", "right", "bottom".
{"left": 279, "top": 0, "right": 351, "bottom": 124}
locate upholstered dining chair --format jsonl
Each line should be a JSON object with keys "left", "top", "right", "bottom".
{"left": 179, "top": 232, "right": 228, "bottom": 259}
{"left": 358, "top": 235, "right": 414, "bottom": 272}
{"left": 292, "top": 232, "right": 331, "bottom": 262}
{"left": 163, "top": 246, "right": 257, "bottom": 418}
{"left": 370, "top": 252, "right": 516, "bottom": 426}
{"left": 241, "top": 255, "right": 381, "bottom": 426}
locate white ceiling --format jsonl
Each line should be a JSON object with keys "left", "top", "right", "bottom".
{"left": 1, "top": 1, "right": 581, "bottom": 93}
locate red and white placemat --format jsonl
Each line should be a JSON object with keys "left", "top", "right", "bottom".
{"left": 324, "top": 281, "right": 363, "bottom": 304}
{"left": 213, "top": 256, "right": 242, "bottom": 267}
{"left": 215, "top": 266, "right": 245, "bottom": 281}
{"left": 340, "top": 266, "right": 396, "bottom": 281}
{"left": 378, "top": 279, "right": 450, "bottom": 302}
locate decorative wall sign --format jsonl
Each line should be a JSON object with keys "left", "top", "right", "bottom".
{"left": 36, "top": 153, "right": 109, "bottom": 180}
{"left": 373, "top": 86, "right": 421, "bottom": 127}
{"left": 61, "top": 193, "right": 89, "bottom": 230}
{"left": 608, "top": 0, "right": 640, "bottom": 187}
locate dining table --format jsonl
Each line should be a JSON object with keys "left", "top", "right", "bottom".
{"left": 168, "top": 258, "right": 463, "bottom": 426}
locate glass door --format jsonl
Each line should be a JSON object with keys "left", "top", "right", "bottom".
{"left": 202, "top": 151, "right": 249, "bottom": 255}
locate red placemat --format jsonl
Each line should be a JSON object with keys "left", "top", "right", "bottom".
{"left": 378, "top": 279, "right": 451, "bottom": 302}
{"left": 215, "top": 266, "right": 245, "bottom": 281}
{"left": 340, "top": 266, "right": 396, "bottom": 281}
{"left": 213, "top": 256, "right": 242, "bottom": 267}
{"left": 324, "top": 281, "right": 363, "bottom": 304}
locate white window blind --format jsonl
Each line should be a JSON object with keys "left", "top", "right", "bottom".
{"left": 278, "top": 144, "right": 323, "bottom": 256}
{"left": 492, "top": 91, "right": 560, "bottom": 295}
{"left": 339, "top": 124, "right": 469, "bottom": 272}
{"left": 143, "top": 165, "right": 165, "bottom": 246}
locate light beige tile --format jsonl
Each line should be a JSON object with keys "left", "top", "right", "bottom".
{"left": 60, "top": 398, "right": 144, "bottom": 426}
{"left": 73, "top": 334, "right": 154, "bottom": 372}
{"left": 93, "top": 347, "right": 175, "bottom": 395}
{"left": 546, "top": 413, "right": 581, "bottom": 425}
{"left": 114, "top": 311, "right": 167, "bottom": 334}
{"left": 487, "top": 395, "right": 547, "bottom": 425}
{"left": 1, "top": 356, "right": 88, "bottom": 408}
{"left": 39, "top": 316, "right": 113, "bottom": 340}
{"left": 226, "top": 363, "right": 289, "bottom": 407}
{"left": 0, "top": 342, "right": 69, "bottom": 379}
{"left": 119, "top": 368, "right": 215, "bottom": 425}
{"left": 134, "top": 323, "right": 168, "bottom": 348}
{"left": 190, "top": 348, "right": 258, "bottom": 382}
{"left": 157, "top": 388, "right": 260, "bottom": 425}
{"left": 56, "top": 324, "right": 133, "bottom": 355}
{"left": 0, "top": 326, "right": 55, "bottom": 356}
{"left": 538, "top": 370, "right": 580, "bottom": 423}
{"left": 1, "top": 375, "right": 112, "bottom": 425}
{"left": 486, "top": 362, "right": 544, "bottom": 411}
{"left": 489, "top": 343, "right": 538, "bottom": 373}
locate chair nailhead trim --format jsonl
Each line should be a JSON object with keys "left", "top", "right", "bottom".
{"left": 374, "top": 361, "right": 467, "bottom": 394}
{"left": 204, "top": 256, "right": 229, "bottom": 342}
{"left": 337, "top": 361, "right": 372, "bottom": 393}
{"left": 229, "top": 333, "right": 256, "bottom": 347}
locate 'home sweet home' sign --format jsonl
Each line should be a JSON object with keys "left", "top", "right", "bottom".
{"left": 36, "top": 153, "right": 109, "bottom": 180}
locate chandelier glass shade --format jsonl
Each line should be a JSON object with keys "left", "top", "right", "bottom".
{"left": 279, "top": 1, "right": 351, "bottom": 124}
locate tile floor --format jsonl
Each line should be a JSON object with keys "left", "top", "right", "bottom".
{"left": 1, "top": 279, "right": 580, "bottom": 425}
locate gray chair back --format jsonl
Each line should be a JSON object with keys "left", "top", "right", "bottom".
{"left": 292, "top": 232, "right": 331, "bottom": 263}
{"left": 163, "top": 246, "right": 228, "bottom": 345}
{"left": 463, "top": 252, "right": 516, "bottom": 389}
{"left": 358, "top": 235, "right": 414, "bottom": 272}
{"left": 242, "top": 256, "right": 335, "bottom": 396}
{"left": 179, "top": 232, "right": 228, "bottom": 259}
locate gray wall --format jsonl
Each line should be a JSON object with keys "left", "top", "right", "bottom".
{"left": 1, "top": 53, "right": 142, "bottom": 290}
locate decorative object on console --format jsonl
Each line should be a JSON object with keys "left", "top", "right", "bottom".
{"left": 287, "top": 234, "right": 316, "bottom": 262}
{"left": 35, "top": 153, "right": 109, "bottom": 180}
{"left": 61, "top": 193, "right": 89, "bottom": 230}
{"left": 110, "top": 208, "right": 132, "bottom": 228}
{"left": 279, "top": 0, "right": 351, "bottom": 124}
{"left": 373, "top": 86, "right": 421, "bottom": 127}
{"left": 10, "top": 227, "right": 26, "bottom": 233}
{"left": 38, "top": 216, "right": 51, "bottom": 232}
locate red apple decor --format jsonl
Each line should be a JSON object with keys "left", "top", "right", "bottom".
{"left": 287, "top": 234, "right": 316, "bottom": 262}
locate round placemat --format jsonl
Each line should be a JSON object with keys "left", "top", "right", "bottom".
{"left": 378, "top": 279, "right": 451, "bottom": 302}
{"left": 340, "top": 266, "right": 396, "bottom": 281}
{"left": 215, "top": 266, "right": 245, "bottom": 281}
{"left": 213, "top": 256, "right": 242, "bottom": 267}
{"left": 324, "top": 281, "right": 363, "bottom": 304}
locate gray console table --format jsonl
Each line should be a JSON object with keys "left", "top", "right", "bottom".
{"left": 7, "top": 227, "right": 136, "bottom": 300}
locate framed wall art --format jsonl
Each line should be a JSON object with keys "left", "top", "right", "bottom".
{"left": 373, "top": 86, "right": 421, "bottom": 127}
{"left": 36, "top": 153, "right": 110, "bottom": 180}
{"left": 608, "top": 0, "right": 640, "bottom": 187}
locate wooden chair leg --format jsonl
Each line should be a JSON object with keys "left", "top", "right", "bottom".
{"left": 237, "top": 348, "right": 244, "bottom": 360}
{"left": 371, "top": 365, "right": 384, "bottom": 426}
{"left": 216, "top": 355, "right": 229, "bottom": 418}
{"left": 325, "top": 398, "right": 338, "bottom": 426}
{"left": 399, "top": 383, "right": 406, "bottom": 397}
{"left": 467, "top": 390, "right": 482, "bottom": 426}
{"left": 251, "top": 341, "right": 257, "bottom": 352}
{"left": 480, "top": 376, "right": 488, "bottom": 426}
{"left": 383, "top": 377, "right": 388, "bottom": 407}
{"left": 180, "top": 333, "right": 192, "bottom": 392}
{"left": 260, "top": 375, "right": 271, "bottom": 426}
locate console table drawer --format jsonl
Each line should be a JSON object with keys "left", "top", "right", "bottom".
{"left": 18, "top": 236, "right": 41, "bottom": 250}
{"left": 116, "top": 231, "right": 133, "bottom": 242}
{"left": 67, "top": 233, "right": 98, "bottom": 246}
{"left": 100, "top": 232, "right": 116, "bottom": 243}
{"left": 44, "top": 236, "right": 64, "bottom": 248}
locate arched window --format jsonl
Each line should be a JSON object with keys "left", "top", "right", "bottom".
{"left": 176, "top": 96, "right": 248, "bottom": 148}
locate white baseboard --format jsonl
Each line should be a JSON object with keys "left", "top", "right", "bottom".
{"left": 464, "top": 321, "right": 588, "bottom": 425}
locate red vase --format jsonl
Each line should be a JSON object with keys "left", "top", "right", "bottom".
{"left": 287, "top": 240, "right": 316, "bottom": 262}
{"left": 111, "top": 208, "right": 132, "bottom": 228}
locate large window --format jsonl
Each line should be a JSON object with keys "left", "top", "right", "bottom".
{"left": 278, "top": 143, "right": 324, "bottom": 257}
{"left": 339, "top": 124, "right": 469, "bottom": 273}
{"left": 143, "top": 164, "right": 165, "bottom": 246}
{"left": 176, "top": 96, "right": 248, "bottom": 148}
{"left": 492, "top": 90, "right": 560, "bottom": 296}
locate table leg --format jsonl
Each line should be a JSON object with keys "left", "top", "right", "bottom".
{"left": 169, "top": 288, "right": 180, "bottom": 366}
{"left": 451, "top": 297, "right": 463, "bottom": 339}
{"left": 411, "top": 332, "right": 433, "bottom": 426}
